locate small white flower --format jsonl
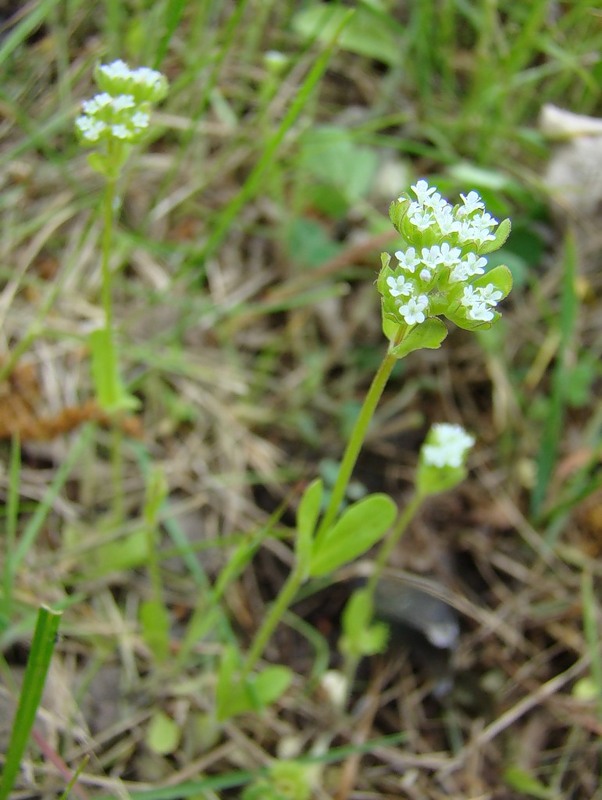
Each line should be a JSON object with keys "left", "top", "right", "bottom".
{"left": 478, "top": 283, "right": 503, "bottom": 305}
{"left": 454, "top": 219, "right": 476, "bottom": 243}
{"left": 131, "top": 110, "right": 150, "bottom": 129}
{"left": 459, "top": 212, "right": 497, "bottom": 244}
{"left": 409, "top": 208, "right": 435, "bottom": 230}
{"left": 75, "top": 116, "right": 106, "bottom": 142}
{"left": 461, "top": 284, "right": 501, "bottom": 321}
{"left": 425, "top": 191, "right": 448, "bottom": 213}
{"left": 422, "top": 423, "right": 475, "bottom": 468}
{"left": 111, "top": 124, "right": 130, "bottom": 139}
{"left": 133, "top": 66, "right": 163, "bottom": 87}
{"left": 411, "top": 179, "right": 437, "bottom": 204}
{"left": 82, "top": 92, "right": 112, "bottom": 114}
{"left": 111, "top": 94, "right": 135, "bottom": 111}
{"left": 450, "top": 252, "right": 487, "bottom": 282}
{"left": 395, "top": 247, "right": 420, "bottom": 273}
{"left": 473, "top": 211, "right": 498, "bottom": 229}
{"left": 434, "top": 205, "right": 458, "bottom": 235}
{"left": 420, "top": 246, "right": 442, "bottom": 271}
{"left": 437, "top": 242, "right": 462, "bottom": 267}
{"left": 455, "top": 219, "right": 495, "bottom": 246}
{"left": 471, "top": 302, "right": 494, "bottom": 321}
{"left": 99, "top": 59, "right": 131, "bottom": 79}
{"left": 398, "top": 294, "right": 429, "bottom": 325}
{"left": 457, "top": 190, "right": 485, "bottom": 216}
{"left": 387, "top": 274, "right": 415, "bottom": 298}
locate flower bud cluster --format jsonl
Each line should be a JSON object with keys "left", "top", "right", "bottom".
{"left": 75, "top": 60, "right": 168, "bottom": 146}
{"left": 378, "top": 181, "right": 512, "bottom": 338}
{"left": 421, "top": 423, "right": 475, "bottom": 468}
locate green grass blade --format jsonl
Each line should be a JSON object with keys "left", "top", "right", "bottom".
{"left": 2, "top": 436, "right": 21, "bottom": 625}
{"left": 0, "top": 0, "right": 62, "bottom": 68}
{"left": 0, "top": 605, "right": 62, "bottom": 800}
{"left": 153, "top": 0, "right": 188, "bottom": 69}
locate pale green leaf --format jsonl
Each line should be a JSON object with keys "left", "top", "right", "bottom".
{"left": 390, "top": 317, "right": 448, "bottom": 359}
{"left": 474, "top": 263, "right": 513, "bottom": 298}
{"left": 292, "top": 5, "right": 402, "bottom": 67}
{"left": 140, "top": 599, "right": 170, "bottom": 662}
{"left": 217, "top": 647, "right": 292, "bottom": 720}
{"left": 145, "top": 710, "right": 181, "bottom": 755}
{"left": 310, "top": 494, "right": 396, "bottom": 577}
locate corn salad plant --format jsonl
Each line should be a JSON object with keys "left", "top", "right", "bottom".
{"left": 218, "top": 179, "right": 512, "bottom": 718}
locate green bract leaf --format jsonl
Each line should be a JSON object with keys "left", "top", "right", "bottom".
{"left": 479, "top": 217, "right": 511, "bottom": 254}
{"left": 309, "top": 493, "right": 396, "bottom": 577}
{"left": 390, "top": 317, "right": 448, "bottom": 359}
{"left": 388, "top": 198, "right": 409, "bottom": 233}
{"left": 416, "top": 460, "right": 467, "bottom": 497}
{"left": 473, "top": 263, "right": 513, "bottom": 298}
{"left": 382, "top": 314, "right": 402, "bottom": 344}
{"left": 446, "top": 312, "right": 497, "bottom": 331}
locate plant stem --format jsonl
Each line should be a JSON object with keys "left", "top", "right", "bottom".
{"left": 242, "top": 564, "right": 305, "bottom": 677}
{"left": 101, "top": 177, "right": 117, "bottom": 333}
{"left": 365, "top": 490, "right": 424, "bottom": 597}
{"left": 100, "top": 175, "right": 125, "bottom": 520}
{"left": 341, "top": 491, "right": 424, "bottom": 700}
{"left": 242, "top": 327, "right": 407, "bottom": 676}
{"left": 316, "top": 328, "right": 407, "bottom": 542}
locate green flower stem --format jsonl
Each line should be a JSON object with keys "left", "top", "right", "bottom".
{"left": 242, "top": 325, "right": 408, "bottom": 677}
{"left": 242, "top": 563, "right": 305, "bottom": 677}
{"left": 101, "top": 176, "right": 117, "bottom": 332}
{"left": 100, "top": 172, "right": 124, "bottom": 521}
{"left": 365, "top": 489, "right": 424, "bottom": 597}
{"left": 340, "top": 490, "right": 424, "bottom": 700}
{"left": 315, "top": 325, "right": 408, "bottom": 542}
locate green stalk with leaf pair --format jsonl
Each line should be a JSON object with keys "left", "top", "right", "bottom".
{"left": 75, "top": 60, "right": 168, "bottom": 518}
{"left": 218, "top": 179, "right": 513, "bottom": 719}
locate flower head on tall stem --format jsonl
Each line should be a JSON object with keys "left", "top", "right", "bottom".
{"left": 378, "top": 180, "right": 513, "bottom": 355}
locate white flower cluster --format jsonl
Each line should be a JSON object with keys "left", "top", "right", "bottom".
{"left": 76, "top": 60, "right": 167, "bottom": 146}
{"left": 461, "top": 284, "right": 503, "bottom": 322}
{"left": 422, "top": 423, "right": 475, "bottom": 469}
{"left": 96, "top": 60, "right": 167, "bottom": 103}
{"left": 76, "top": 92, "right": 150, "bottom": 144}
{"left": 384, "top": 180, "right": 503, "bottom": 325}
{"left": 406, "top": 181, "right": 498, "bottom": 246}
